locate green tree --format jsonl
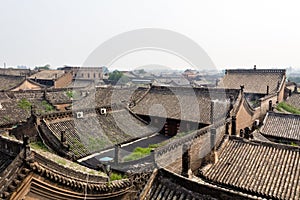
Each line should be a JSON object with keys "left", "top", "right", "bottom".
{"left": 108, "top": 70, "right": 129, "bottom": 84}
{"left": 34, "top": 64, "right": 50, "bottom": 70}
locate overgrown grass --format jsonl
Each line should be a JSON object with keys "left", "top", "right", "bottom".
{"left": 110, "top": 172, "right": 126, "bottom": 181}
{"left": 56, "top": 159, "right": 67, "bottom": 165}
{"left": 123, "top": 145, "right": 157, "bottom": 162}
{"left": 30, "top": 141, "right": 49, "bottom": 151}
{"left": 86, "top": 136, "right": 107, "bottom": 152}
{"left": 2, "top": 116, "right": 10, "bottom": 121}
{"left": 42, "top": 100, "right": 54, "bottom": 112}
{"left": 66, "top": 90, "right": 74, "bottom": 98}
{"left": 277, "top": 102, "right": 300, "bottom": 114}
{"left": 291, "top": 142, "right": 298, "bottom": 147}
{"left": 18, "top": 98, "right": 32, "bottom": 110}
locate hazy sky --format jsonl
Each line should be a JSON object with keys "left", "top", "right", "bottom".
{"left": 1, "top": 0, "right": 300, "bottom": 70}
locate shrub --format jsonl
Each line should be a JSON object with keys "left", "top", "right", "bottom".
{"left": 123, "top": 145, "right": 157, "bottom": 162}
{"left": 18, "top": 98, "right": 32, "bottom": 110}
{"left": 110, "top": 172, "right": 126, "bottom": 181}
{"left": 66, "top": 91, "right": 74, "bottom": 98}
{"left": 277, "top": 102, "right": 300, "bottom": 114}
{"left": 30, "top": 141, "right": 48, "bottom": 151}
{"left": 42, "top": 100, "right": 54, "bottom": 112}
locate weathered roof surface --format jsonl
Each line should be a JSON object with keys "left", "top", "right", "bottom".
{"left": 218, "top": 69, "right": 285, "bottom": 94}
{"left": 142, "top": 168, "right": 250, "bottom": 200}
{"left": 41, "top": 109, "right": 156, "bottom": 158}
{"left": 0, "top": 152, "right": 14, "bottom": 174}
{"left": 0, "top": 75, "right": 25, "bottom": 91}
{"left": 29, "top": 70, "right": 65, "bottom": 80}
{"left": 46, "top": 90, "right": 72, "bottom": 105}
{"left": 0, "top": 68, "right": 31, "bottom": 76}
{"left": 131, "top": 86, "right": 238, "bottom": 124}
{"left": 10, "top": 79, "right": 46, "bottom": 91}
{"left": 0, "top": 137, "right": 133, "bottom": 200}
{"left": 201, "top": 137, "right": 300, "bottom": 200}
{"left": 286, "top": 93, "right": 300, "bottom": 109}
{"left": 146, "top": 174, "right": 216, "bottom": 200}
{"left": 72, "top": 86, "right": 149, "bottom": 110}
{"left": 0, "top": 92, "right": 55, "bottom": 127}
{"left": 0, "top": 100, "right": 30, "bottom": 127}
{"left": 260, "top": 112, "right": 300, "bottom": 141}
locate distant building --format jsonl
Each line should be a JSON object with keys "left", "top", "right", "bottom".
{"left": 218, "top": 66, "right": 286, "bottom": 102}
{"left": 260, "top": 112, "right": 300, "bottom": 145}
{"left": 58, "top": 66, "right": 105, "bottom": 80}
{"left": 0, "top": 68, "right": 33, "bottom": 76}
{"left": 29, "top": 70, "right": 73, "bottom": 88}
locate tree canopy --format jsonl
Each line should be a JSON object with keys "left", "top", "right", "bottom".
{"left": 34, "top": 64, "right": 50, "bottom": 70}
{"left": 108, "top": 70, "right": 129, "bottom": 84}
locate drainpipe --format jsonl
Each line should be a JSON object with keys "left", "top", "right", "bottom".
{"left": 231, "top": 116, "right": 236, "bottom": 135}
{"left": 181, "top": 144, "right": 191, "bottom": 178}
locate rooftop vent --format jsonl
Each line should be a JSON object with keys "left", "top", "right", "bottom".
{"left": 76, "top": 111, "right": 84, "bottom": 118}
{"left": 100, "top": 108, "right": 107, "bottom": 115}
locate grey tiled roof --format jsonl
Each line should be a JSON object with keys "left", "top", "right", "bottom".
{"left": 0, "top": 92, "right": 55, "bottom": 127}
{"left": 0, "top": 75, "right": 25, "bottom": 91}
{"left": 42, "top": 109, "right": 156, "bottom": 156}
{"left": 218, "top": 69, "right": 285, "bottom": 94}
{"left": 73, "top": 87, "right": 149, "bottom": 110}
{"left": 260, "top": 112, "right": 300, "bottom": 141}
{"left": 0, "top": 152, "right": 14, "bottom": 174}
{"left": 46, "top": 91, "right": 72, "bottom": 104}
{"left": 286, "top": 93, "right": 300, "bottom": 109}
{"left": 201, "top": 138, "right": 300, "bottom": 200}
{"left": 29, "top": 70, "right": 65, "bottom": 80}
{"left": 0, "top": 100, "right": 30, "bottom": 127}
{"left": 147, "top": 174, "right": 216, "bottom": 200}
{"left": 131, "top": 86, "right": 237, "bottom": 124}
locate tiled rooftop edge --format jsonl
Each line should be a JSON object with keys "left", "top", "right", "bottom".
{"left": 225, "top": 69, "right": 286, "bottom": 74}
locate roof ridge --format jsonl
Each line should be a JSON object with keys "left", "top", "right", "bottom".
{"left": 229, "top": 136, "right": 300, "bottom": 150}
{"left": 267, "top": 111, "right": 300, "bottom": 118}
{"left": 225, "top": 69, "right": 286, "bottom": 74}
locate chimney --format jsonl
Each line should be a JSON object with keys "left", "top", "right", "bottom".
{"left": 254, "top": 65, "right": 256, "bottom": 70}
{"left": 266, "top": 85, "right": 269, "bottom": 95}
{"left": 269, "top": 100, "right": 272, "bottom": 111}
{"left": 240, "top": 85, "right": 244, "bottom": 93}
{"left": 60, "top": 131, "right": 66, "bottom": 143}
{"left": 114, "top": 144, "right": 120, "bottom": 165}
{"left": 31, "top": 105, "right": 36, "bottom": 116}
{"left": 244, "top": 127, "right": 250, "bottom": 139}
{"left": 225, "top": 122, "right": 229, "bottom": 135}
{"left": 181, "top": 144, "right": 191, "bottom": 178}
{"left": 211, "top": 128, "right": 216, "bottom": 150}
{"left": 240, "top": 129, "right": 244, "bottom": 137}
{"left": 229, "top": 95, "right": 234, "bottom": 109}
{"left": 231, "top": 116, "right": 236, "bottom": 135}
{"left": 215, "top": 79, "right": 219, "bottom": 87}
{"left": 4, "top": 62, "right": 6, "bottom": 69}
{"left": 150, "top": 149, "right": 157, "bottom": 168}
{"left": 210, "top": 101, "right": 215, "bottom": 124}
{"left": 211, "top": 128, "right": 218, "bottom": 163}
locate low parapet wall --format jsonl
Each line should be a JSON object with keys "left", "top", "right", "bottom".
{"left": 0, "top": 136, "right": 23, "bottom": 156}
{"left": 154, "top": 119, "right": 228, "bottom": 172}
